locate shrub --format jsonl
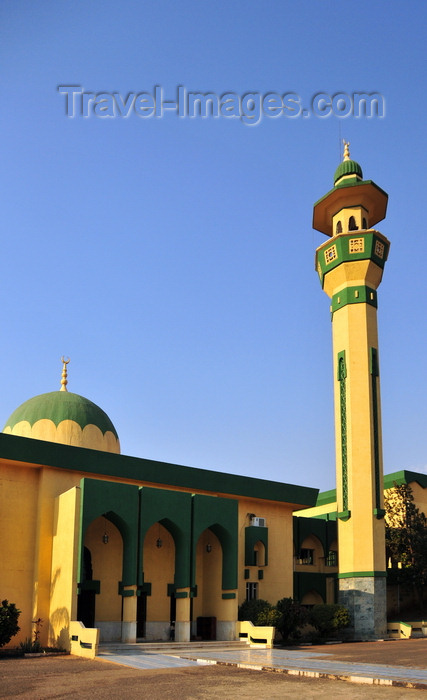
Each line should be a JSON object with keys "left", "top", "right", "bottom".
{"left": 0, "top": 600, "right": 21, "bottom": 648}
{"left": 275, "top": 597, "right": 309, "bottom": 641}
{"left": 256, "top": 606, "right": 281, "bottom": 627}
{"left": 238, "top": 599, "right": 274, "bottom": 625}
{"left": 310, "top": 604, "right": 350, "bottom": 638}
{"left": 19, "top": 638, "right": 43, "bottom": 653}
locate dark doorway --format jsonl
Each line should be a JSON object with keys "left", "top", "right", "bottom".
{"left": 136, "top": 593, "right": 147, "bottom": 638}
{"left": 77, "top": 547, "right": 95, "bottom": 628}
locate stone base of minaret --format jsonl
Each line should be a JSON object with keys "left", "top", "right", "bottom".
{"left": 339, "top": 576, "right": 387, "bottom": 640}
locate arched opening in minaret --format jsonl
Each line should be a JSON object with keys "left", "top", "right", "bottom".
{"left": 348, "top": 215, "right": 358, "bottom": 230}
{"left": 335, "top": 220, "right": 342, "bottom": 234}
{"left": 362, "top": 217, "right": 368, "bottom": 229}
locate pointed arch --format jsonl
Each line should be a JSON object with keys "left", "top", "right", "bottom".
{"left": 192, "top": 495, "right": 238, "bottom": 590}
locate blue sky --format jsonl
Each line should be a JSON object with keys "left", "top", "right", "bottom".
{"left": 0, "top": 1, "right": 426, "bottom": 491}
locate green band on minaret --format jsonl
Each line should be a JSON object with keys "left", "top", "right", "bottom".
{"left": 337, "top": 351, "right": 349, "bottom": 514}
{"left": 331, "top": 285, "right": 377, "bottom": 314}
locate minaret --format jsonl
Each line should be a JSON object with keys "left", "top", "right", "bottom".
{"left": 313, "top": 142, "right": 390, "bottom": 639}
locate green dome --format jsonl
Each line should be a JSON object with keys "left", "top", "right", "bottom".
{"left": 3, "top": 391, "right": 119, "bottom": 438}
{"left": 334, "top": 159, "right": 363, "bottom": 184}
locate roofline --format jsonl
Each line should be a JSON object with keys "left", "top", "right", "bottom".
{"left": 0, "top": 432, "right": 318, "bottom": 507}
{"left": 313, "top": 179, "right": 389, "bottom": 210}
{"left": 383, "top": 470, "right": 427, "bottom": 490}
{"left": 315, "top": 470, "right": 427, "bottom": 505}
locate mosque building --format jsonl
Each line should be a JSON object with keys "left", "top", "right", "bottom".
{"left": 1, "top": 147, "right": 425, "bottom": 649}
{"left": 0, "top": 358, "right": 316, "bottom": 648}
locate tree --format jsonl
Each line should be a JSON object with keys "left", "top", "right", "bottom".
{"left": 385, "top": 482, "right": 427, "bottom": 610}
{"left": 275, "top": 597, "right": 309, "bottom": 641}
{"left": 310, "top": 604, "right": 350, "bottom": 638}
{"left": 238, "top": 599, "right": 273, "bottom": 625}
{"left": 0, "top": 600, "right": 21, "bottom": 648}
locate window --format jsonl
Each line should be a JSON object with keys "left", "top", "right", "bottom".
{"left": 349, "top": 216, "right": 358, "bottom": 231}
{"left": 246, "top": 582, "right": 258, "bottom": 601}
{"left": 335, "top": 220, "right": 342, "bottom": 234}
{"left": 349, "top": 237, "right": 364, "bottom": 254}
{"left": 297, "top": 548, "right": 314, "bottom": 565}
{"left": 325, "top": 550, "right": 338, "bottom": 567}
{"left": 324, "top": 245, "right": 338, "bottom": 265}
{"left": 374, "top": 240, "right": 385, "bottom": 259}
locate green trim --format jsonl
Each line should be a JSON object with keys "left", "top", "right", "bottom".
{"left": 192, "top": 494, "right": 238, "bottom": 590}
{"left": 293, "top": 516, "right": 337, "bottom": 556}
{"left": 337, "top": 351, "right": 348, "bottom": 513}
{"left": 79, "top": 478, "right": 139, "bottom": 586}
{"left": 244, "top": 569, "right": 250, "bottom": 580}
{"left": 312, "top": 511, "right": 338, "bottom": 522}
{"left": 0, "top": 432, "right": 317, "bottom": 508}
{"left": 315, "top": 489, "right": 337, "bottom": 506}
{"left": 258, "top": 569, "right": 264, "bottom": 580}
{"left": 138, "top": 582, "right": 152, "bottom": 595}
{"left": 314, "top": 179, "right": 388, "bottom": 208}
{"left": 174, "top": 591, "right": 188, "bottom": 599}
{"left": 338, "top": 571, "right": 386, "bottom": 579}
{"left": 245, "top": 526, "right": 268, "bottom": 566}
{"left": 316, "top": 231, "right": 389, "bottom": 287}
{"left": 388, "top": 621, "right": 412, "bottom": 628}
{"left": 336, "top": 351, "right": 347, "bottom": 381}
{"left": 384, "top": 470, "right": 427, "bottom": 490}
{"left": 331, "top": 286, "right": 377, "bottom": 314}
{"left": 139, "top": 487, "right": 192, "bottom": 589}
{"left": 4, "top": 391, "right": 119, "bottom": 438}
{"left": 370, "top": 348, "right": 382, "bottom": 512}
{"left": 78, "top": 580, "right": 100, "bottom": 594}
{"left": 118, "top": 583, "right": 134, "bottom": 597}
{"left": 374, "top": 508, "right": 385, "bottom": 519}
{"left": 222, "top": 593, "right": 236, "bottom": 599}
{"left": 293, "top": 571, "right": 332, "bottom": 604}
{"left": 337, "top": 510, "right": 351, "bottom": 521}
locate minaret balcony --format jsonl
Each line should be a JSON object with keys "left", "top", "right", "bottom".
{"left": 315, "top": 230, "right": 390, "bottom": 291}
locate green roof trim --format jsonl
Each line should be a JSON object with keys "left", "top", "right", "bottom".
{"left": 334, "top": 159, "right": 363, "bottom": 184}
{"left": 315, "top": 489, "right": 336, "bottom": 506}
{"left": 384, "top": 470, "right": 427, "bottom": 490}
{"left": 313, "top": 179, "right": 388, "bottom": 210}
{"left": 3, "top": 391, "right": 118, "bottom": 438}
{"left": 0, "top": 432, "right": 318, "bottom": 507}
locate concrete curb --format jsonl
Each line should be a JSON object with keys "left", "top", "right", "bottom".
{"left": 191, "top": 656, "right": 427, "bottom": 690}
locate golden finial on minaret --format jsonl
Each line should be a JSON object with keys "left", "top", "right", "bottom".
{"left": 343, "top": 139, "right": 350, "bottom": 161}
{"left": 60, "top": 356, "right": 70, "bottom": 392}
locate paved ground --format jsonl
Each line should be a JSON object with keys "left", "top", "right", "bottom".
{"left": 1, "top": 654, "right": 427, "bottom": 699}
{"left": 2, "top": 639, "right": 427, "bottom": 698}
{"left": 97, "top": 638, "right": 427, "bottom": 690}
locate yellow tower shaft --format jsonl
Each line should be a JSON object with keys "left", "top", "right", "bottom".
{"left": 316, "top": 227, "right": 390, "bottom": 638}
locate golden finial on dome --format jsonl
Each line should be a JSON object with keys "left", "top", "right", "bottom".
{"left": 343, "top": 139, "right": 350, "bottom": 161}
{"left": 60, "top": 356, "right": 70, "bottom": 392}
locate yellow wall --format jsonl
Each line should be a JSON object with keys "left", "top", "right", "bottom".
{"left": 0, "top": 455, "right": 302, "bottom": 645}
{"left": 143, "top": 523, "right": 175, "bottom": 622}
{"left": 49, "top": 486, "right": 80, "bottom": 649}
{"left": 193, "top": 529, "right": 222, "bottom": 619}
{"left": 0, "top": 463, "right": 39, "bottom": 644}
{"left": 84, "top": 517, "right": 123, "bottom": 623}
{"left": 238, "top": 498, "right": 295, "bottom": 606}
